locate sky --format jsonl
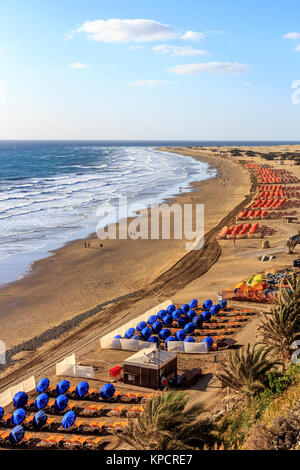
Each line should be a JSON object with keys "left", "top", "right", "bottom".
{"left": 0, "top": 0, "right": 300, "bottom": 140}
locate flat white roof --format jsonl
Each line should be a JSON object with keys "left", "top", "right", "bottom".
{"left": 124, "top": 349, "right": 177, "bottom": 370}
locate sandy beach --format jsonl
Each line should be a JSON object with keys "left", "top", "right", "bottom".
{"left": 1, "top": 144, "right": 300, "bottom": 388}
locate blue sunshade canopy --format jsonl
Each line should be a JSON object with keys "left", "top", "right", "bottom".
{"left": 166, "top": 304, "right": 176, "bottom": 314}
{"left": 201, "top": 311, "right": 211, "bottom": 321}
{"left": 100, "top": 383, "right": 115, "bottom": 400}
{"left": 62, "top": 410, "right": 76, "bottom": 429}
{"left": 175, "top": 330, "right": 186, "bottom": 341}
{"left": 114, "top": 334, "right": 122, "bottom": 338}
{"left": 11, "top": 408, "right": 26, "bottom": 426}
{"left": 165, "top": 336, "right": 176, "bottom": 344}
{"left": 203, "top": 299, "right": 213, "bottom": 310}
{"left": 177, "top": 317, "right": 188, "bottom": 328}
{"left": 125, "top": 327, "right": 135, "bottom": 339}
{"left": 172, "top": 309, "right": 181, "bottom": 320}
{"left": 187, "top": 310, "right": 196, "bottom": 320}
{"left": 35, "top": 393, "right": 49, "bottom": 410}
{"left": 56, "top": 379, "right": 70, "bottom": 395}
{"left": 0, "top": 407, "right": 4, "bottom": 419}
{"left": 184, "top": 322, "right": 195, "bottom": 335}
{"left": 162, "top": 314, "right": 173, "bottom": 326}
{"left": 219, "top": 299, "right": 227, "bottom": 309}
{"left": 54, "top": 394, "right": 68, "bottom": 412}
{"left": 9, "top": 425, "right": 24, "bottom": 445}
{"left": 189, "top": 299, "right": 198, "bottom": 308}
{"left": 192, "top": 315, "right": 204, "bottom": 328}
{"left": 33, "top": 410, "right": 47, "bottom": 429}
{"left": 147, "top": 315, "right": 157, "bottom": 325}
{"left": 13, "top": 391, "right": 28, "bottom": 409}
{"left": 36, "top": 377, "right": 49, "bottom": 394}
{"left": 159, "top": 328, "right": 171, "bottom": 340}
{"left": 210, "top": 305, "right": 221, "bottom": 316}
{"left": 180, "top": 304, "right": 190, "bottom": 314}
{"left": 136, "top": 321, "right": 147, "bottom": 332}
{"left": 141, "top": 326, "right": 152, "bottom": 340}
{"left": 152, "top": 321, "right": 163, "bottom": 333}
{"left": 148, "top": 336, "right": 160, "bottom": 346}
{"left": 184, "top": 336, "right": 195, "bottom": 343}
{"left": 201, "top": 336, "right": 213, "bottom": 349}
{"left": 157, "top": 309, "right": 166, "bottom": 320}
{"left": 76, "top": 381, "right": 89, "bottom": 398}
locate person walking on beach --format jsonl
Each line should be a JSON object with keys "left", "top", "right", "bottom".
{"left": 87, "top": 241, "right": 90, "bottom": 248}
{"left": 233, "top": 235, "right": 236, "bottom": 247}
{"left": 84, "top": 241, "right": 87, "bottom": 248}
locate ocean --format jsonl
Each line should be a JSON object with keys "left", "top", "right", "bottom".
{"left": 0, "top": 140, "right": 299, "bottom": 286}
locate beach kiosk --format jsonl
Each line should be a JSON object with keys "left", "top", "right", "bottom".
{"left": 123, "top": 349, "right": 177, "bottom": 389}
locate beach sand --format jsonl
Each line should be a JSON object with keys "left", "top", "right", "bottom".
{"left": 1, "top": 144, "right": 300, "bottom": 386}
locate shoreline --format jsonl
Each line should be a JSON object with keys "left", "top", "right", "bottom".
{"left": 0, "top": 148, "right": 251, "bottom": 378}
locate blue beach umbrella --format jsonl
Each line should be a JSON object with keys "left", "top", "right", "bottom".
{"left": 0, "top": 407, "right": 4, "bottom": 419}
{"left": 35, "top": 393, "right": 49, "bottom": 410}
{"left": 162, "top": 314, "right": 173, "bottom": 326}
{"left": 189, "top": 299, "right": 198, "bottom": 309}
{"left": 172, "top": 309, "right": 181, "bottom": 320}
{"left": 157, "top": 309, "right": 166, "bottom": 320}
{"left": 33, "top": 410, "right": 47, "bottom": 429}
{"left": 132, "top": 335, "right": 140, "bottom": 340}
{"left": 9, "top": 425, "right": 24, "bottom": 445}
{"left": 148, "top": 315, "right": 157, "bottom": 325}
{"left": 62, "top": 410, "right": 76, "bottom": 429}
{"left": 201, "top": 311, "right": 211, "bottom": 322}
{"left": 141, "top": 326, "right": 152, "bottom": 340}
{"left": 203, "top": 299, "right": 213, "bottom": 311}
{"left": 56, "top": 379, "right": 70, "bottom": 395}
{"left": 210, "top": 305, "right": 221, "bottom": 316}
{"left": 125, "top": 327, "right": 135, "bottom": 339}
{"left": 136, "top": 321, "right": 147, "bottom": 332}
{"left": 148, "top": 336, "right": 160, "bottom": 347}
{"left": 184, "top": 336, "right": 195, "bottom": 343}
{"left": 13, "top": 391, "right": 28, "bottom": 409}
{"left": 218, "top": 299, "right": 227, "bottom": 310}
{"left": 192, "top": 315, "right": 204, "bottom": 329}
{"left": 175, "top": 330, "right": 186, "bottom": 341}
{"left": 180, "top": 304, "right": 189, "bottom": 314}
{"left": 166, "top": 304, "right": 176, "bottom": 314}
{"left": 152, "top": 321, "right": 163, "bottom": 334}
{"left": 165, "top": 336, "right": 176, "bottom": 345}
{"left": 76, "top": 381, "right": 89, "bottom": 398}
{"left": 159, "top": 328, "right": 171, "bottom": 340}
{"left": 177, "top": 317, "right": 188, "bottom": 328}
{"left": 114, "top": 334, "right": 122, "bottom": 339}
{"left": 54, "top": 394, "right": 68, "bottom": 412}
{"left": 36, "top": 378, "right": 49, "bottom": 394}
{"left": 184, "top": 323, "right": 195, "bottom": 335}
{"left": 201, "top": 336, "right": 213, "bottom": 349}
{"left": 100, "top": 383, "right": 115, "bottom": 400}
{"left": 11, "top": 408, "right": 26, "bottom": 426}
{"left": 187, "top": 310, "right": 196, "bottom": 320}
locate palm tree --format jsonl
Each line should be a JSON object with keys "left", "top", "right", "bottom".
{"left": 116, "top": 390, "right": 216, "bottom": 450}
{"left": 258, "top": 278, "right": 300, "bottom": 363}
{"left": 216, "top": 343, "right": 281, "bottom": 399}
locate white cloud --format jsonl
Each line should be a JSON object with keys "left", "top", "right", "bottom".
{"left": 167, "top": 62, "right": 250, "bottom": 75}
{"left": 70, "top": 19, "right": 176, "bottom": 43}
{"left": 283, "top": 32, "right": 300, "bottom": 40}
{"left": 293, "top": 45, "right": 300, "bottom": 51}
{"left": 153, "top": 44, "right": 208, "bottom": 57}
{"left": 127, "top": 80, "right": 167, "bottom": 88}
{"left": 180, "top": 30, "right": 205, "bottom": 41}
{"left": 69, "top": 62, "right": 88, "bottom": 69}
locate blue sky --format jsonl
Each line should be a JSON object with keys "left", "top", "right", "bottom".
{"left": 0, "top": 0, "right": 300, "bottom": 140}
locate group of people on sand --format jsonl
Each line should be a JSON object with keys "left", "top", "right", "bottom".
{"left": 84, "top": 241, "right": 103, "bottom": 250}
